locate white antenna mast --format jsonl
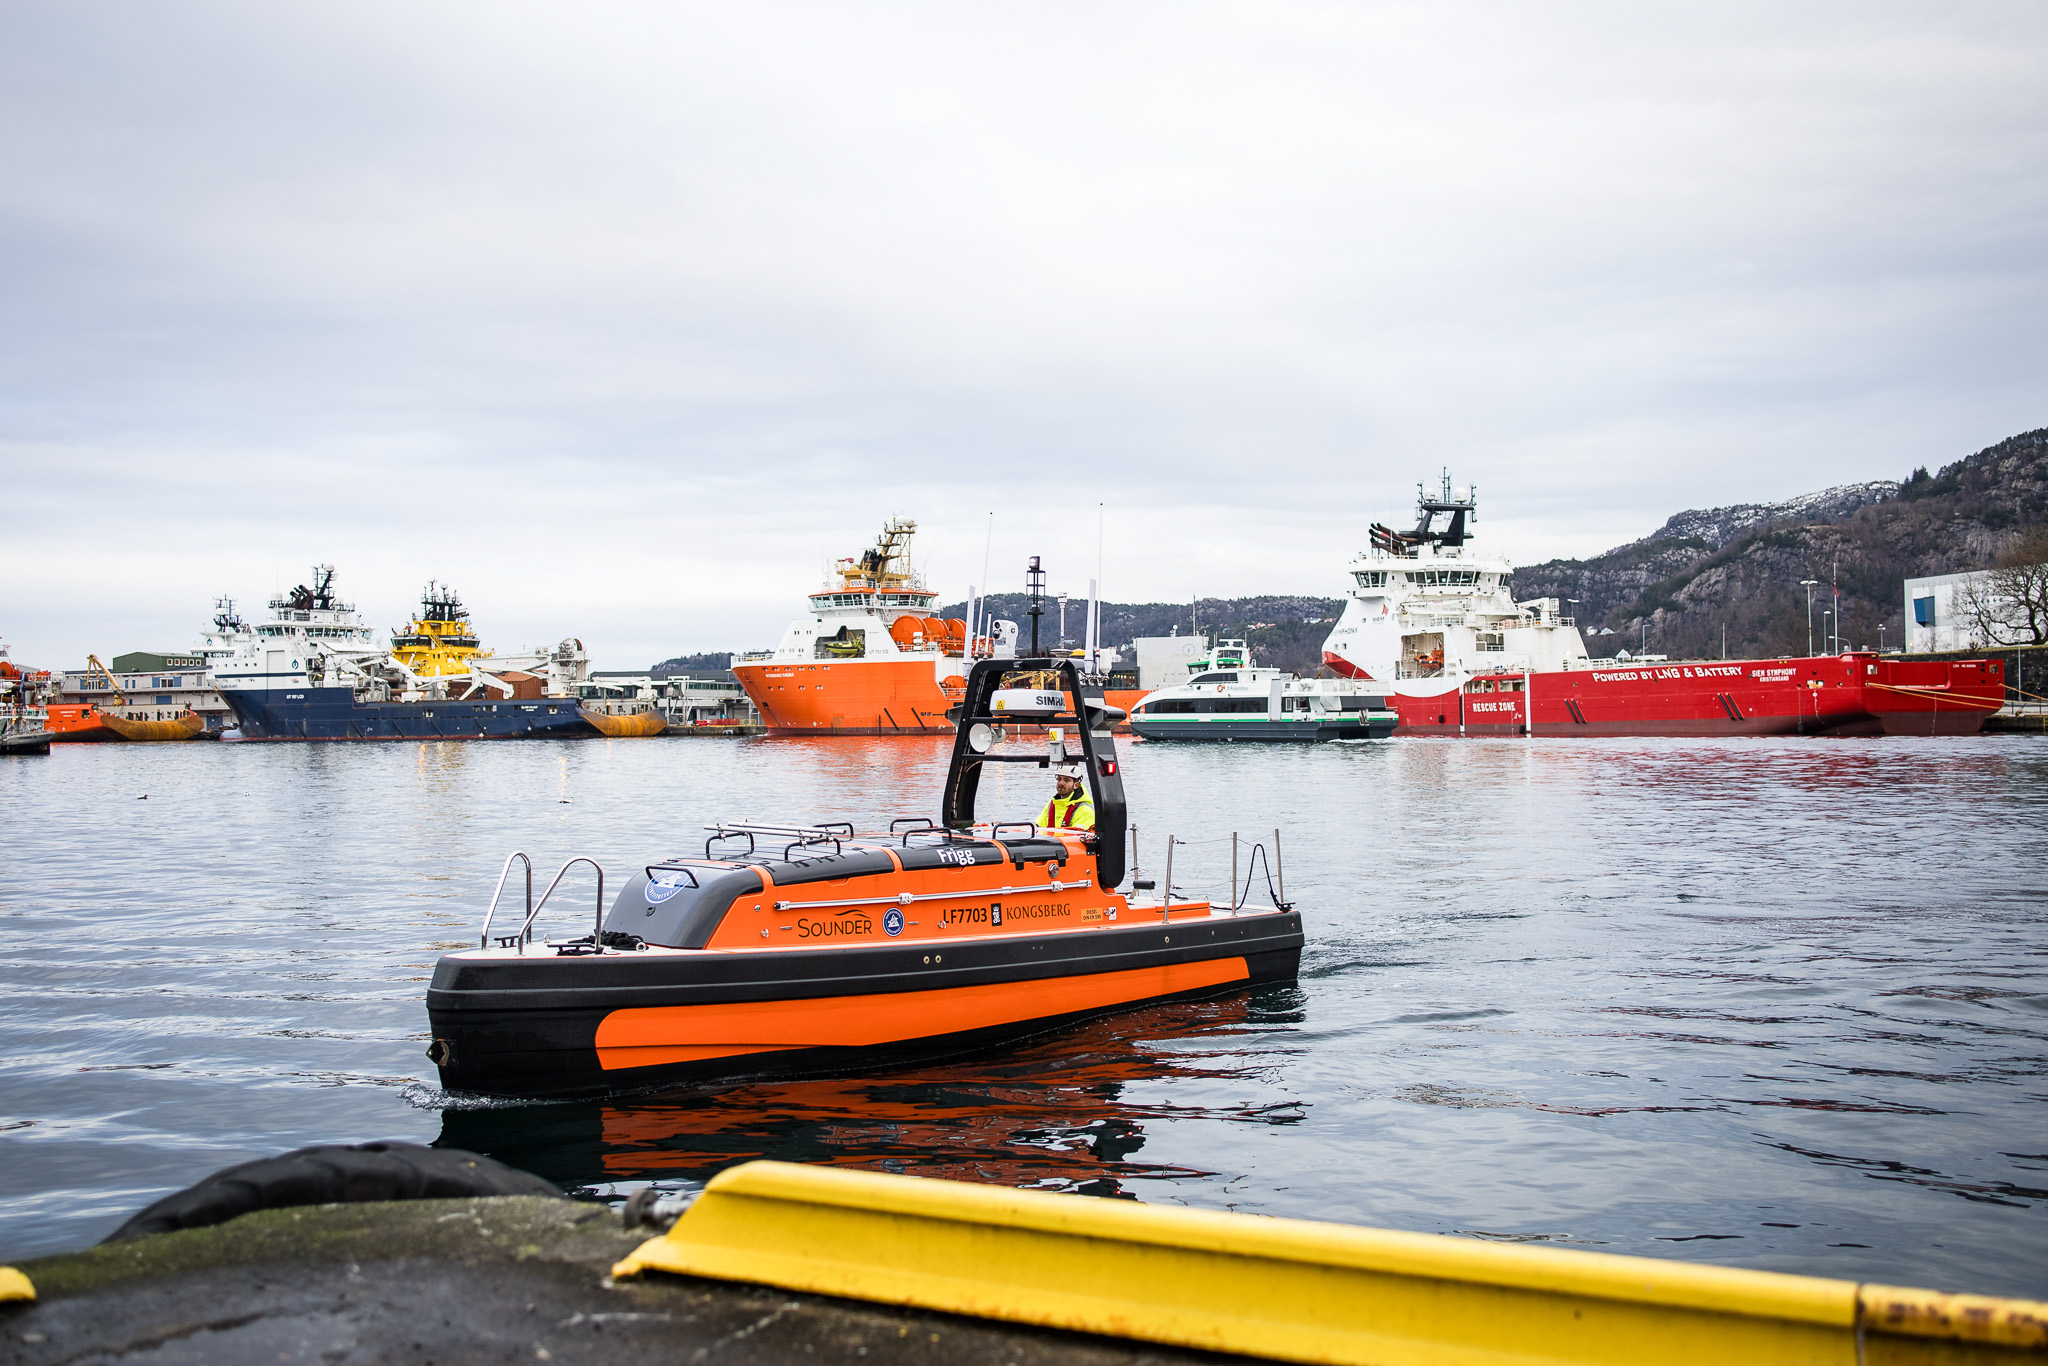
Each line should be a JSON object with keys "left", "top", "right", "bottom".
{"left": 980, "top": 512, "right": 994, "bottom": 646}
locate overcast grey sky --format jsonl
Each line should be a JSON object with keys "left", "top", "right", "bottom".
{"left": 3, "top": 2, "right": 2043, "bottom": 668}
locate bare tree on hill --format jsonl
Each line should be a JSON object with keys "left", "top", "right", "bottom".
{"left": 1955, "top": 528, "right": 2048, "bottom": 646}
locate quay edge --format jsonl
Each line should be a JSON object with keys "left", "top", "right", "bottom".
{"left": 9, "top": 1163, "right": 2045, "bottom": 1365}
{"left": 2, "top": 1194, "right": 1235, "bottom": 1366}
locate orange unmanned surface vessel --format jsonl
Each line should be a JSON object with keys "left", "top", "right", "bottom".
{"left": 425, "top": 656, "right": 1303, "bottom": 1099}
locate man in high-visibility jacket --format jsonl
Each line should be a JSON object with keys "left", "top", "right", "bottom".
{"left": 1038, "top": 764, "right": 1095, "bottom": 831}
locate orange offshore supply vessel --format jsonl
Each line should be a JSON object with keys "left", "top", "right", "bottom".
{"left": 734, "top": 520, "right": 1146, "bottom": 735}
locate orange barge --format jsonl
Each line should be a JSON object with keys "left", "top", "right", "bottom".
{"left": 45, "top": 703, "right": 208, "bottom": 742}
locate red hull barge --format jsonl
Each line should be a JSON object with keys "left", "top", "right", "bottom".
{"left": 1321, "top": 474, "right": 2006, "bottom": 738}
{"left": 1363, "top": 652, "right": 2004, "bottom": 737}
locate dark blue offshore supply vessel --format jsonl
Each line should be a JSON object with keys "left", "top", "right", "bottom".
{"left": 210, "top": 567, "right": 607, "bottom": 741}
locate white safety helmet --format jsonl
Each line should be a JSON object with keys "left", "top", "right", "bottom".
{"left": 1055, "top": 762, "right": 1085, "bottom": 779}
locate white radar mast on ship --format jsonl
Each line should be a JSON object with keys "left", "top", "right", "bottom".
{"left": 1318, "top": 471, "right": 1589, "bottom": 700}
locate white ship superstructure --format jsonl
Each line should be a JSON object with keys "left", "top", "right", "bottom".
{"left": 209, "top": 568, "right": 384, "bottom": 696}
{"left": 211, "top": 567, "right": 591, "bottom": 704}
{"left": 1319, "top": 474, "right": 1588, "bottom": 705}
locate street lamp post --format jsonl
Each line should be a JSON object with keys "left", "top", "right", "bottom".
{"left": 1800, "top": 580, "right": 1819, "bottom": 656}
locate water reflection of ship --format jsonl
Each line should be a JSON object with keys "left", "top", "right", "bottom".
{"left": 435, "top": 989, "right": 1305, "bottom": 1197}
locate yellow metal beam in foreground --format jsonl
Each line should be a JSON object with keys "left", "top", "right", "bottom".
{"left": 0, "top": 1266, "right": 34, "bottom": 1303}
{"left": 614, "top": 1161, "right": 2047, "bottom": 1366}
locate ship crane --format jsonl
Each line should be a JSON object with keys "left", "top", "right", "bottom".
{"left": 80, "top": 655, "right": 127, "bottom": 708}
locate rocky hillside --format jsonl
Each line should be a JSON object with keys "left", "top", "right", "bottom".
{"left": 1515, "top": 428, "right": 2048, "bottom": 658}
{"left": 936, "top": 594, "right": 1343, "bottom": 677}
{"left": 656, "top": 427, "right": 2046, "bottom": 672}
{"left": 648, "top": 650, "right": 734, "bottom": 679}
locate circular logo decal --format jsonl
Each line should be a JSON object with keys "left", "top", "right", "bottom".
{"left": 644, "top": 872, "right": 690, "bottom": 905}
{"left": 883, "top": 908, "right": 905, "bottom": 937}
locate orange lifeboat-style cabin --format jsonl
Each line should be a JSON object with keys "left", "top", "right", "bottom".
{"left": 425, "top": 656, "right": 1304, "bottom": 1099}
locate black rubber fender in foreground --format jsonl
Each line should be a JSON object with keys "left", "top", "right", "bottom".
{"left": 100, "top": 1141, "right": 561, "bottom": 1242}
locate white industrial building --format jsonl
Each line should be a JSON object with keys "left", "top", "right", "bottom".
{"left": 1132, "top": 634, "right": 1213, "bottom": 688}
{"left": 1904, "top": 570, "right": 2000, "bottom": 652}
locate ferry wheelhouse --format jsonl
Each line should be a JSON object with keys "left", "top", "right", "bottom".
{"left": 1320, "top": 475, "right": 2004, "bottom": 736}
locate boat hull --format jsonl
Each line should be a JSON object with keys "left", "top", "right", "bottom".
{"left": 580, "top": 706, "right": 668, "bottom": 738}
{"left": 218, "top": 687, "right": 602, "bottom": 740}
{"left": 1331, "top": 653, "right": 2005, "bottom": 738}
{"left": 427, "top": 912, "right": 1302, "bottom": 1098}
{"left": 735, "top": 659, "right": 960, "bottom": 734}
{"left": 45, "top": 705, "right": 209, "bottom": 742}
{"left": 1130, "top": 716, "right": 1397, "bottom": 741}
{"left": 735, "top": 659, "right": 1146, "bottom": 735}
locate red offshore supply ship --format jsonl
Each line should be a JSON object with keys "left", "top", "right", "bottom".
{"left": 733, "top": 519, "right": 1148, "bottom": 736}
{"left": 1319, "top": 476, "right": 2005, "bottom": 736}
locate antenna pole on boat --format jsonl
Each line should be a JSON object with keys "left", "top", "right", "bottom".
{"left": 1231, "top": 832, "right": 1239, "bottom": 913}
{"left": 1026, "top": 556, "right": 1046, "bottom": 657}
{"left": 1162, "top": 837, "right": 1175, "bottom": 922}
{"left": 981, "top": 512, "right": 994, "bottom": 647}
{"left": 1274, "top": 827, "right": 1285, "bottom": 907}
{"left": 1087, "top": 578, "right": 1099, "bottom": 677}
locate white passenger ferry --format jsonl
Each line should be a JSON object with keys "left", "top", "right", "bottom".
{"left": 1126, "top": 641, "right": 1397, "bottom": 741}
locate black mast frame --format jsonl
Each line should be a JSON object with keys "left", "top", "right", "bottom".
{"left": 940, "top": 657, "right": 1128, "bottom": 890}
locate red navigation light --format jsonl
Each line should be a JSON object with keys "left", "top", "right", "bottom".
{"left": 1101, "top": 760, "right": 1117, "bottom": 776}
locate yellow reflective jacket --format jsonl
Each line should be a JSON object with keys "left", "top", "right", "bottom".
{"left": 1038, "top": 793, "right": 1095, "bottom": 831}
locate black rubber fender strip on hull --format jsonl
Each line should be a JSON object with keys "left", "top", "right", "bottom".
{"left": 428, "top": 913, "right": 1303, "bottom": 1012}
{"left": 427, "top": 919, "right": 1302, "bottom": 1099}
{"left": 430, "top": 942, "right": 1302, "bottom": 1099}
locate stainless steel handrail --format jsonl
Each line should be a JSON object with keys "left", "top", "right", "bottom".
{"left": 477, "top": 851, "right": 533, "bottom": 949}
{"left": 770, "top": 878, "right": 1093, "bottom": 911}
{"left": 518, "top": 857, "right": 606, "bottom": 955}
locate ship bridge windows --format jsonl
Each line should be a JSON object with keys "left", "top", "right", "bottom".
{"left": 808, "top": 592, "right": 937, "bottom": 610}
{"left": 1137, "top": 696, "right": 1269, "bottom": 715}
{"left": 1412, "top": 570, "right": 1481, "bottom": 588}
{"left": 1354, "top": 571, "right": 1389, "bottom": 589}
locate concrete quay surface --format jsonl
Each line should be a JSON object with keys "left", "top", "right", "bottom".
{"left": 2, "top": 1195, "right": 1237, "bottom": 1366}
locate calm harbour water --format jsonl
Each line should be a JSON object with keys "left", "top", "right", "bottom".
{"left": 2, "top": 732, "right": 2044, "bottom": 1297}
